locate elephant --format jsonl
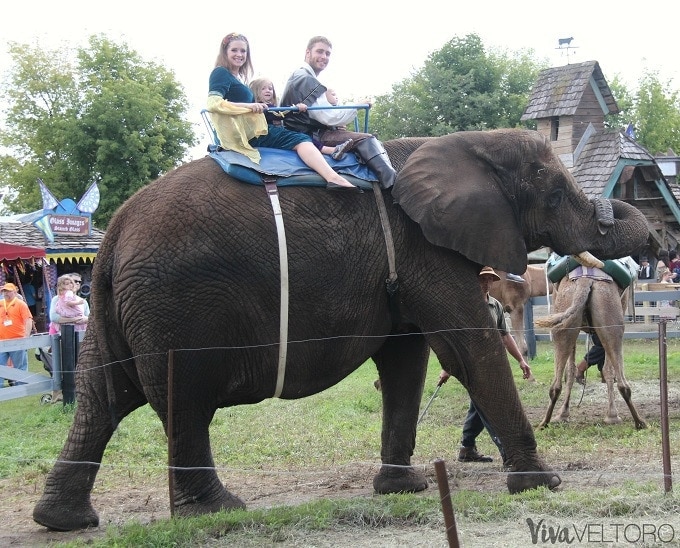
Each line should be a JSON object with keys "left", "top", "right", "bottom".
{"left": 489, "top": 265, "right": 553, "bottom": 358}
{"left": 33, "top": 129, "right": 649, "bottom": 532}
{"left": 535, "top": 266, "right": 647, "bottom": 430}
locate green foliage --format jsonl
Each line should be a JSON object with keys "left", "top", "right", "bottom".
{"left": 607, "top": 70, "right": 680, "bottom": 155}
{"left": 0, "top": 35, "right": 197, "bottom": 227}
{"left": 370, "top": 34, "right": 547, "bottom": 139}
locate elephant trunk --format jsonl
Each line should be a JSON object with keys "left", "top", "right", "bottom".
{"left": 555, "top": 199, "right": 648, "bottom": 261}
{"left": 594, "top": 198, "right": 614, "bottom": 235}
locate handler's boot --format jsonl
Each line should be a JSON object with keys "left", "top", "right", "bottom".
{"left": 458, "top": 445, "right": 493, "bottom": 463}
{"left": 355, "top": 137, "right": 396, "bottom": 189}
{"left": 575, "top": 359, "right": 588, "bottom": 385}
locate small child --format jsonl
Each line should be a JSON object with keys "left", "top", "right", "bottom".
{"left": 249, "top": 78, "right": 353, "bottom": 161}
{"left": 325, "top": 88, "right": 339, "bottom": 106}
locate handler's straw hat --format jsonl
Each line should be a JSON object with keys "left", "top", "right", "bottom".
{"left": 478, "top": 266, "right": 501, "bottom": 281}
{"left": 1, "top": 282, "right": 18, "bottom": 291}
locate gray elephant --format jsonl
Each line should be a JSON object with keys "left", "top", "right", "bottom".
{"left": 33, "top": 129, "right": 648, "bottom": 531}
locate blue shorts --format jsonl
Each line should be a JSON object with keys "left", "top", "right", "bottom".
{"left": 250, "top": 125, "right": 311, "bottom": 150}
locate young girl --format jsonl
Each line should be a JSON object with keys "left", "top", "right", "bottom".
{"left": 49, "top": 275, "right": 87, "bottom": 334}
{"left": 207, "top": 33, "right": 360, "bottom": 192}
{"left": 248, "top": 78, "right": 354, "bottom": 161}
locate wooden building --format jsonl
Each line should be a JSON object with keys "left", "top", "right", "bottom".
{"left": 521, "top": 60, "right": 680, "bottom": 258}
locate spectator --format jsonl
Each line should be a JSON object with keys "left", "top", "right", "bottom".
{"left": 49, "top": 275, "right": 87, "bottom": 335}
{"left": 23, "top": 275, "right": 37, "bottom": 315}
{"left": 0, "top": 282, "right": 33, "bottom": 388}
{"left": 637, "top": 257, "right": 654, "bottom": 280}
{"left": 49, "top": 274, "right": 89, "bottom": 402}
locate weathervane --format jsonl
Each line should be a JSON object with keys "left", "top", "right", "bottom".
{"left": 556, "top": 36, "right": 577, "bottom": 64}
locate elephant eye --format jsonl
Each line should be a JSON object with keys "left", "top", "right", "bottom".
{"left": 547, "top": 189, "right": 563, "bottom": 210}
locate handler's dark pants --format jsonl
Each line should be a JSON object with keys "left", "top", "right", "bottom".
{"left": 461, "top": 401, "right": 506, "bottom": 462}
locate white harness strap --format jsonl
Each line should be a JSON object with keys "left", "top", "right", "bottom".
{"left": 263, "top": 181, "right": 289, "bottom": 398}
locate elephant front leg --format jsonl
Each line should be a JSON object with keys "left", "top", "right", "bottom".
{"left": 371, "top": 333, "right": 429, "bottom": 494}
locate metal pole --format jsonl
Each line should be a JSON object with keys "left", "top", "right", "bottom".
{"left": 168, "top": 349, "right": 176, "bottom": 516}
{"left": 658, "top": 321, "right": 673, "bottom": 493}
{"left": 434, "top": 459, "right": 460, "bottom": 547}
{"left": 60, "top": 324, "right": 76, "bottom": 404}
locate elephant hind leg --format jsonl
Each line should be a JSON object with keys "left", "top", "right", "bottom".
{"left": 167, "top": 410, "right": 246, "bottom": 516}
{"left": 34, "top": 357, "right": 147, "bottom": 531}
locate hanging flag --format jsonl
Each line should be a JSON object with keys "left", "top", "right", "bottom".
{"left": 625, "top": 123, "right": 636, "bottom": 140}
{"left": 37, "top": 178, "right": 59, "bottom": 210}
{"left": 76, "top": 182, "right": 100, "bottom": 213}
{"left": 33, "top": 215, "right": 55, "bottom": 243}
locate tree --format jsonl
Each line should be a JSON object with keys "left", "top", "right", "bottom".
{"left": 369, "top": 34, "right": 547, "bottom": 139}
{"left": 608, "top": 71, "right": 680, "bottom": 155}
{"left": 0, "top": 35, "right": 196, "bottom": 226}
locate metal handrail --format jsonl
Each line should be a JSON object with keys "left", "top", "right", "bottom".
{"left": 201, "top": 104, "right": 371, "bottom": 147}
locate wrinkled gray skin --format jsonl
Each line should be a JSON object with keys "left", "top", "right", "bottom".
{"left": 33, "top": 129, "right": 649, "bottom": 531}
{"left": 535, "top": 276, "right": 647, "bottom": 429}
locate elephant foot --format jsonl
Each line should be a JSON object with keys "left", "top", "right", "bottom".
{"left": 507, "top": 470, "right": 561, "bottom": 494}
{"left": 33, "top": 499, "right": 99, "bottom": 531}
{"left": 174, "top": 490, "right": 246, "bottom": 517}
{"left": 373, "top": 465, "right": 428, "bottom": 494}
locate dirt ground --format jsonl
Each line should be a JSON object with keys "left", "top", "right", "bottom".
{"left": 1, "top": 380, "right": 679, "bottom": 547}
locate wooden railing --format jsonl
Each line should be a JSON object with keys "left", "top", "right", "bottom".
{"left": 524, "top": 288, "right": 680, "bottom": 359}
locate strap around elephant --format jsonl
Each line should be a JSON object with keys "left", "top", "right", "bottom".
{"left": 371, "top": 182, "right": 401, "bottom": 328}
{"left": 263, "top": 179, "right": 290, "bottom": 398}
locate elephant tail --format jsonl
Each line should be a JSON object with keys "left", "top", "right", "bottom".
{"left": 534, "top": 277, "right": 593, "bottom": 328}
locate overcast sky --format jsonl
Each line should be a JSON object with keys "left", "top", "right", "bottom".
{"left": 2, "top": 1, "right": 679, "bottom": 160}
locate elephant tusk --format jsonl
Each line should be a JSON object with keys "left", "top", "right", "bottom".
{"left": 573, "top": 251, "right": 605, "bottom": 269}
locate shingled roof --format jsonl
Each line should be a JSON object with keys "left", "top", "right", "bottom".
{"left": 521, "top": 60, "right": 619, "bottom": 121}
{"left": 0, "top": 218, "right": 105, "bottom": 264}
{"left": 571, "top": 128, "right": 660, "bottom": 199}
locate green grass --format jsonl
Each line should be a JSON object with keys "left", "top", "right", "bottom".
{"left": 2, "top": 340, "right": 679, "bottom": 546}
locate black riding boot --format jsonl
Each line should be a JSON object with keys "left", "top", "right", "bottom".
{"left": 354, "top": 137, "right": 396, "bottom": 189}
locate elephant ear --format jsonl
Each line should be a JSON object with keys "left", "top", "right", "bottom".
{"left": 392, "top": 131, "right": 531, "bottom": 273}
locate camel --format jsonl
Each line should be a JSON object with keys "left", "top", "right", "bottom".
{"left": 490, "top": 265, "right": 552, "bottom": 358}
{"left": 534, "top": 273, "right": 647, "bottom": 430}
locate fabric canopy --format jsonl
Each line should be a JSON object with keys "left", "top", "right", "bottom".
{"left": 0, "top": 242, "right": 46, "bottom": 261}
